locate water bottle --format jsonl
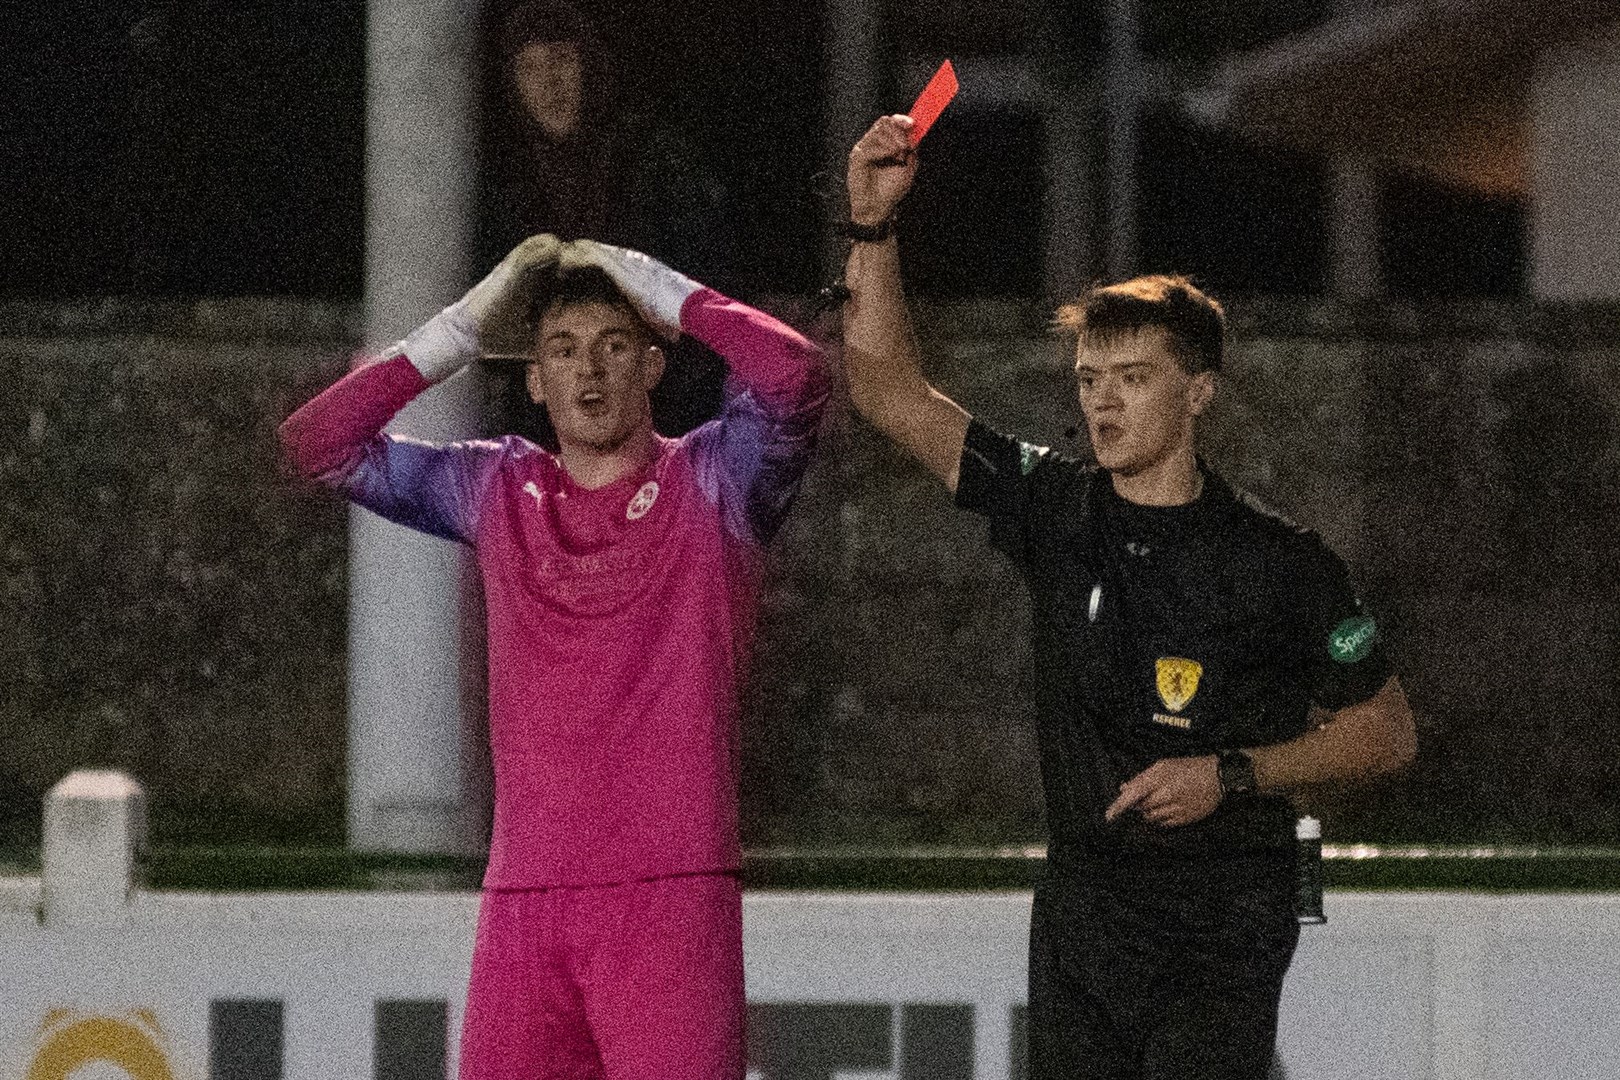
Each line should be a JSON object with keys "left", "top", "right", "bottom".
{"left": 1295, "top": 815, "right": 1326, "bottom": 925}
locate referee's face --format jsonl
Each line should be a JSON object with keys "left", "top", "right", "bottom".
{"left": 1074, "top": 327, "right": 1213, "bottom": 477}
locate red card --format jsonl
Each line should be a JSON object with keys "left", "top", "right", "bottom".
{"left": 907, "top": 59, "right": 957, "bottom": 145}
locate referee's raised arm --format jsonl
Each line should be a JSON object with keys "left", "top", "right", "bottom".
{"left": 842, "top": 114, "right": 972, "bottom": 492}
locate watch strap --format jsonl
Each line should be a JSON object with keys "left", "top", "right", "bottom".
{"left": 838, "top": 217, "right": 896, "bottom": 242}
{"left": 1217, "top": 749, "right": 1257, "bottom": 797}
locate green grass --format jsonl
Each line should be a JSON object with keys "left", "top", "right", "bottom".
{"left": 143, "top": 846, "right": 483, "bottom": 891}
{"left": 8, "top": 841, "right": 1620, "bottom": 892}
{"left": 1, "top": 843, "right": 1591, "bottom": 892}
{"left": 1321, "top": 849, "right": 1620, "bottom": 892}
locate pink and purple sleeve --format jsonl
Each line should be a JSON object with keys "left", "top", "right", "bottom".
{"left": 680, "top": 290, "right": 830, "bottom": 545}
{"left": 277, "top": 353, "right": 506, "bottom": 545}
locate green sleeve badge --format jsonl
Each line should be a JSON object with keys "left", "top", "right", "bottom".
{"left": 1018, "top": 442, "right": 1049, "bottom": 476}
{"left": 1328, "top": 615, "right": 1378, "bottom": 664}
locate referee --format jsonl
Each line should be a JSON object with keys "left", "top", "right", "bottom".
{"left": 841, "top": 116, "right": 1416, "bottom": 1080}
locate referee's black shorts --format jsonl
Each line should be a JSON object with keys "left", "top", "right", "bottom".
{"left": 1028, "top": 848, "right": 1299, "bottom": 1080}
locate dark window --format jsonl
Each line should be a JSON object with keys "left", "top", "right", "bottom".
{"left": 900, "top": 108, "right": 1046, "bottom": 297}
{"left": 1138, "top": 111, "right": 1328, "bottom": 296}
{"left": 1381, "top": 171, "right": 1526, "bottom": 298}
{"left": 1, "top": 0, "right": 365, "bottom": 299}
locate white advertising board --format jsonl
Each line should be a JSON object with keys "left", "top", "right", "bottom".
{"left": 5, "top": 883, "right": 1620, "bottom": 1079}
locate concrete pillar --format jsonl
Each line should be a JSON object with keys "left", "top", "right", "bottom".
{"left": 823, "top": 0, "right": 884, "bottom": 279}
{"left": 1034, "top": 0, "right": 1098, "bottom": 308}
{"left": 1103, "top": 0, "right": 1141, "bottom": 281}
{"left": 1042, "top": 84, "right": 1098, "bottom": 307}
{"left": 353, "top": 0, "right": 485, "bottom": 853}
{"left": 1323, "top": 3, "right": 1383, "bottom": 303}
{"left": 42, "top": 770, "right": 145, "bottom": 929}
{"left": 1328, "top": 154, "right": 1382, "bottom": 301}
{"left": 1530, "top": 27, "right": 1620, "bottom": 302}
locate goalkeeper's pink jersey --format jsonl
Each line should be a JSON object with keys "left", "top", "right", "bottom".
{"left": 279, "top": 289, "right": 827, "bottom": 887}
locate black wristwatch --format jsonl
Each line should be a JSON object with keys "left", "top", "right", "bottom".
{"left": 1217, "top": 749, "right": 1257, "bottom": 798}
{"left": 838, "top": 217, "right": 896, "bottom": 242}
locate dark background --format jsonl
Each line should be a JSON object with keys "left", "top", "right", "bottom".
{"left": 1, "top": 0, "right": 1523, "bottom": 302}
{"left": 4, "top": 1, "right": 1587, "bottom": 859}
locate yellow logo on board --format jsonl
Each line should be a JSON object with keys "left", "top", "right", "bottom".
{"left": 1155, "top": 657, "right": 1203, "bottom": 713}
{"left": 27, "top": 1009, "right": 176, "bottom": 1080}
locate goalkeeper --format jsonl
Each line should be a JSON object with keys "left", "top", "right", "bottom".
{"left": 280, "top": 235, "right": 828, "bottom": 1079}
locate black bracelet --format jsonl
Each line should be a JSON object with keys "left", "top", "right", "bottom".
{"left": 838, "top": 217, "right": 895, "bottom": 242}
{"left": 812, "top": 281, "right": 853, "bottom": 314}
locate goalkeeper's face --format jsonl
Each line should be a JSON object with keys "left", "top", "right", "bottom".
{"left": 527, "top": 300, "right": 664, "bottom": 455}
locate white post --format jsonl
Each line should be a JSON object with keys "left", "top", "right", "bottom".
{"left": 42, "top": 770, "right": 145, "bottom": 929}
{"left": 1328, "top": 154, "right": 1382, "bottom": 301}
{"left": 1530, "top": 28, "right": 1620, "bottom": 302}
{"left": 353, "top": 0, "right": 485, "bottom": 853}
{"left": 823, "top": 0, "right": 884, "bottom": 279}
{"left": 1103, "top": 0, "right": 1141, "bottom": 281}
{"left": 1324, "top": 3, "right": 1382, "bottom": 303}
{"left": 1043, "top": 78, "right": 1098, "bottom": 306}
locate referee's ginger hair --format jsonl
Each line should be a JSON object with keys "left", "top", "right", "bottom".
{"left": 1055, "top": 275, "right": 1226, "bottom": 376}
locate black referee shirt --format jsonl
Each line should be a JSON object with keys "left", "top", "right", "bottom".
{"left": 956, "top": 419, "right": 1391, "bottom": 862}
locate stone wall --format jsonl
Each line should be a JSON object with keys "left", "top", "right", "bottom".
{"left": 749, "top": 297, "right": 1620, "bottom": 847}
{"left": 3, "top": 297, "right": 1618, "bottom": 849}
{"left": 0, "top": 301, "right": 355, "bottom": 847}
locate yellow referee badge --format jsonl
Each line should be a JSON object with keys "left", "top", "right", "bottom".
{"left": 1155, "top": 657, "right": 1203, "bottom": 713}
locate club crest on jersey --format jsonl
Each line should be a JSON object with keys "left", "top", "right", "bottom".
{"left": 626, "top": 481, "right": 660, "bottom": 521}
{"left": 1155, "top": 657, "right": 1203, "bottom": 713}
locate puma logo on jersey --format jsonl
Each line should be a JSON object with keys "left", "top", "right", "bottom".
{"left": 627, "top": 481, "right": 660, "bottom": 521}
{"left": 522, "top": 482, "right": 544, "bottom": 509}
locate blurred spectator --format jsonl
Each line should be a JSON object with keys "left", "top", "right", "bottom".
{"left": 478, "top": 0, "right": 739, "bottom": 290}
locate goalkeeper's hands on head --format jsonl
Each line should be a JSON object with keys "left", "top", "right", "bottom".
{"left": 402, "top": 233, "right": 565, "bottom": 382}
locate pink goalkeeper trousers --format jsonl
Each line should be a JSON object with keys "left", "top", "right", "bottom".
{"left": 458, "top": 872, "right": 745, "bottom": 1080}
